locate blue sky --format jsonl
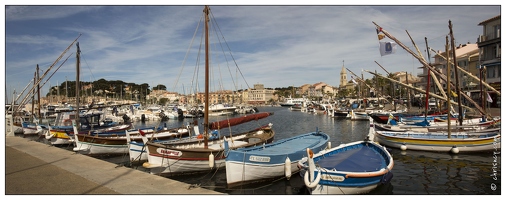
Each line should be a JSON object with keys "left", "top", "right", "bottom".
{"left": 2, "top": 3, "right": 501, "bottom": 104}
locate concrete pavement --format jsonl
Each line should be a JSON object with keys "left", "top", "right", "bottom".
{"left": 5, "top": 136, "right": 223, "bottom": 195}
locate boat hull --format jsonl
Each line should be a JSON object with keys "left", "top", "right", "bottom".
{"left": 374, "top": 130, "right": 501, "bottom": 152}
{"left": 225, "top": 131, "right": 330, "bottom": 186}
{"left": 74, "top": 128, "right": 189, "bottom": 155}
{"left": 143, "top": 126, "right": 275, "bottom": 175}
{"left": 298, "top": 140, "right": 394, "bottom": 194}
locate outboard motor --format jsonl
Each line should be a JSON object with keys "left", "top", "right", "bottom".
{"left": 141, "top": 114, "right": 146, "bottom": 123}
{"left": 122, "top": 114, "right": 131, "bottom": 124}
{"left": 177, "top": 109, "right": 184, "bottom": 118}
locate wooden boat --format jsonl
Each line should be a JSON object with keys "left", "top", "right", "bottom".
{"left": 73, "top": 125, "right": 190, "bottom": 156}
{"left": 140, "top": 6, "right": 275, "bottom": 176}
{"left": 125, "top": 123, "right": 196, "bottom": 163}
{"left": 142, "top": 123, "right": 274, "bottom": 175}
{"left": 127, "top": 112, "right": 273, "bottom": 163}
{"left": 224, "top": 129, "right": 330, "bottom": 187}
{"left": 297, "top": 140, "right": 394, "bottom": 194}
{"left": 349, "top": 110, "right": 369, "bottom": 121}
{"left": 374, "top": 129, "right": 500, "bottom": 153}
{"left": 332, "top": 109, "right": 350, "bottom": 118}
{"left": 21, "top": 121, "right": 46, "bottom": 135}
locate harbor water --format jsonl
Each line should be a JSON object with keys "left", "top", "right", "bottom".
{"left": 20, "top": 106, "right": 501, "bottom": 195}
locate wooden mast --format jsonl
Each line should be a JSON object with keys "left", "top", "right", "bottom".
{"left": 364, "top": 70, "right": 477, "bottom": 112}
{"left": 445, "top": 36, "right": 451, "bottom": 138}
{"left": 372, "top": 21, "right": 488, "bottom": 117}
{"left": 14, "top": 34, "right": 81, "bottom": 114}
{"left": 449, "top": 20, "right": 463, "bottom": 126}
{"left": 76, "top": 42, "right": 81, "bottom": 130}
{"left": 424, "top": 37, "right": 432, "bottom": 119}
{"left": 203, "top": 5, "right": 210, "bottom": 149}
{"left": 32, "top": 70, "right": 36, "bottom": 122}
{"left": 36, "top": 64, "right": 41, "bottom": 123}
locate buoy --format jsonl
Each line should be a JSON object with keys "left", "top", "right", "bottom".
{"left": 285, "top": 157, "right": 291, "bottom": 179}
{"left": 400, "top": 144, "right": 407, "bottom": 151}
{"left": 209, "top": 153, "right": 215, "bottom": 168}
{"left": 45, "top": 131, "right": 55, "bottom": 140}
{"left": 327, "top": 142, "right": 331, "bottom": 149}
{"left": 451, "top": 146, "right": 459, "bottom": 154}
{"left": 303, "top": 148, "right": 321, "bottom": 189}
{"left": 304, "top": 170, "right": 321, "bottom": 189}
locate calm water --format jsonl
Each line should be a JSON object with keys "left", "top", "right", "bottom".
{"left": 21, "top": 106, "right": 501, "bottom": 195}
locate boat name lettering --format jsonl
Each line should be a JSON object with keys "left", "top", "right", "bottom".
{"left": 157, "top": 148, "right": 182, "bottom": 157}
{"left": 249, "top": 155, "right": 270, "bottom": 162}
{"left": 322, "top": 174, "right": 345, "bottom": 182}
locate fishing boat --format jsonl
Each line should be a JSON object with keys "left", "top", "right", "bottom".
{"left": 297, "top": 124, "right": 394, "bottom": 194}
{"left": 370, "top": 22, "right": 501, "bottom": 154}
{"left": 45, "top": 112, "right": 132, "bottom": 145}
{"left": 374, "top": 129, "right": 500, "bottom": 153}
{"left": 126, "top": 112, "right": 272, "bottom": 163}
{"left": 140, "top": 6, "right": 275, "bottom": 176}
{"left": 349, "top": 110, "right": 370, "bottom": 121}
{"left": 73, "top": 125, "right": 190, "bottom": 156}
{"left": 224, "top": 129, "right": 330, "bottom": 187}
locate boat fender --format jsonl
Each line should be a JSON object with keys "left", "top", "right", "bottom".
{"left": 45, "top": 131, "right": 55, "bottom": 140}
{"left": 285, "top": 157, "right": 291, "bottom": 179}
{"left": 451, "top": 146, "right": 459, "bottom": 154}
{"left": 400, "top": 144, "right": 407, "bottom": 151}
{"left": 304, "top": 170, "right": 321, "bottom": 189}
{"left": 327, "top": 142, "right": 331, "bottom": 149}
{"left": 209, "top": 153, "right": 215, "bottom": 168}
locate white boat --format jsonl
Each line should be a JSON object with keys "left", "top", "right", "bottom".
{"left": 125, "top": 125, "right": 193, "bottom": 163}
{"left": 205, "top": 103, "right": 237, "bottom": 116}
{"left": 73, "top": 125, "right": 189, "bottom": 156}
{"left": 225, "top": 130, "right": 330, "bottom": 187}
{"left": 279, "top": 97, "right": 307, "bottom": 107}
{"left": 349, "top": 110, "right": 369, "bottom": 121}
{"left": 297, "top": 123, "right": 394, "bottom": 194}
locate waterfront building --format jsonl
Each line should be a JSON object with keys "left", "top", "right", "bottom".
{"left": 478, "top": 14, "right": 501, "bottom": 107}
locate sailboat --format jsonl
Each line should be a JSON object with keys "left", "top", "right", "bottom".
{"left": 371, "top": 21, "right": 500, "bottom": 153}
{"left": 140, "top": 6, "right": 275, "bottom": 175}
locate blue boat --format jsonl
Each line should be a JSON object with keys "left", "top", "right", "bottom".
{"left": 297, "top": 125, "right": 394, "bottom": 194}
{"left": 224, "top": 129, "right": 330, "bottom": 187}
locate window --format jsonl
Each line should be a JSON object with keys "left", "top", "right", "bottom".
{"left": 495, "top": 24, "right": 501, "bottom": 39}
{"left": 496, "top": 43, "right": 501, "bottom": 58}
{"left": 487, "top": 67, "right": 496, "bottom": 78}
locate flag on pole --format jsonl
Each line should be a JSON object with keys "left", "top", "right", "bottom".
{"left": 351, "top": 76, "right": 358, "bottom": 85}
{"left": 379, "top": 41, "right": 397, "bottom": 56}
{"left": 486, "top": 93, "right": 493, "bottom": 103}
{"left": 376, "top": 28, "right": 385, "bottom": 40}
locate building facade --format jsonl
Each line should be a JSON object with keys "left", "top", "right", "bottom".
{"left": 477, "top": 15, "right": 500, "bottom": 107}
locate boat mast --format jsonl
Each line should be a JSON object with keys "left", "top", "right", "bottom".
{"left": 204, "top": 5, "right": 210, "bottom": 149}
{"left": 32, "top": 70, "right": 36, "bottom": 122}
{"left": 372, "top": 21, "right": 487, "bottom": 117}
{"left": 445, "top": 36, "right": 451, "bottom": 138}
{"left": 449, "top": 20, "right": 463, "bottom": 126}
{"left": 424, "top": 38, "right": 432, "bottom": 119}
{"left": 76, "top": 42, "right": 81, "bottom": 130}
{"left": 37, "top": 64, "right": 41, "bottom": 123}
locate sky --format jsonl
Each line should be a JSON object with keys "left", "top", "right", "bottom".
{"left": 2, "top": 2, "right": 502, "bottom": 104}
